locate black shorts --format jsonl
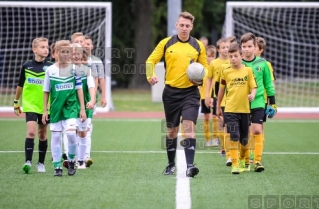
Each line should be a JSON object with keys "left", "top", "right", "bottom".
{"left": 250, "top": 108, "right": 265, "bottom": 124}
{"left": 224, "top": 112, "right": 250, "bottom": 145}
{"left": 263, "top": 103, "right": 268, "bottom": 122}
{"left": 163, "top": 85, "right": 200, "bottom": 128}
{"left": 200, "top": 99, "right": 211, "bottom": 114}
{"left": 25, "top": 112, "right": 50, "bottom": 125}
{"left": 221, "top": 106, "right": 225, "bottom": 127}
{"left": 211, "top": 97, "right": 217, "bottom": 116}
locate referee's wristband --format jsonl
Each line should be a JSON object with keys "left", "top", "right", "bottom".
{"left": 268, "top": 96, "right": 276, "bottom": 104}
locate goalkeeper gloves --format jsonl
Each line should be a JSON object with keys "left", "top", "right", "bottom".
{"left": 14, "top": 100, "right": 22, "bottom": 116}
{"left": 265, "top": 104, "right": 277, "bottom": 118}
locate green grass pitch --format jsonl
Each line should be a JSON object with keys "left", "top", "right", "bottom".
{"left": 0, "top": 119, "right": 318, "bottom": 209}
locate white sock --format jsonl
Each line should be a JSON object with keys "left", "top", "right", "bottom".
{"left": 63, "top": 131, "right": 68, "bottom": 154}
{"left": 85, "top": 125, "right": 92, "bottom": 159}
{"left": 75, "top": 134, "right": 80, "bottom": 161}
{"left": 51, "top": 132, "right": 62, "bottom": 163}
{"left": 66, "top": 130, "right": 77, "bottom": 160}
{"left": 78, "top": 136, "right": 87, "bottom": 161}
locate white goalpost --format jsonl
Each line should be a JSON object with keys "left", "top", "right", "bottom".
{"left": 224, "top": 2, "right": 319, "bottom": 113}
{"left": 0, "top": 1, "right": 113, "bottom": 112}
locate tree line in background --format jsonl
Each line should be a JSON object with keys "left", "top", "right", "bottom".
{"left": 17, "top": 0, "right": 318, "bottom": 89}
{"left": 113, "top": 0, "right": 226, "bottom": 89}
{"left": 110, "top": 0, "right": 317, "bottom": 89}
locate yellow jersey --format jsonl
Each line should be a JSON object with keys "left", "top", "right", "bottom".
{"left": 200, "top": 60, "right": 213, "bottom": 99}
{"left": 146, "top": 35, "right": 208, "bottom": 88}
{"left": 216, "top": 62, "right": 231, "bottom": 106}
{"left": 220, "top": 66, "right": 257, "bottom": 113}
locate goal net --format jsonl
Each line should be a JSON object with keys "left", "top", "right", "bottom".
{"left": 0, "top": 1, "right": 113, "bottom": 112}
{"left": 224, "top": 2, "right": 319, "bottom": 112}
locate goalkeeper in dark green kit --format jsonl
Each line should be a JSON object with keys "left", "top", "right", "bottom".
{"left": 240, "top": 32, "right": 277, "bottom": 172}
{"left": 14, "top": 37, "right": 53, "bottom": 174}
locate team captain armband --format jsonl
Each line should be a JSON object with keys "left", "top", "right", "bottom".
{"left": 220, "top": 79, "right": 226, "bottom": 85}
{"left": 75, "top": 76, "right": 82, "bottom": 89}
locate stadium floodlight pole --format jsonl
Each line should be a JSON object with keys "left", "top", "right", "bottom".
{"left": 167, "top": 0, "right": 181, "bottom": 36}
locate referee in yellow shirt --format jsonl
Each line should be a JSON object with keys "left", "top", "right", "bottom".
{"left": 146, "top": 11, "right": 208, "bottom": 177}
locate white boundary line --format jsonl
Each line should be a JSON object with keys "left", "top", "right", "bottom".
{"left": 0, "top": 118, "right": 163, "bottom": 122}
{"left": 176, "top": 133, "right": 191, "bottom": 209}
{"left": 1, "top": 150, "right": 319, "bottom": 154}
{"left": 0, "top": 118, "right": 318, "bottom": 123}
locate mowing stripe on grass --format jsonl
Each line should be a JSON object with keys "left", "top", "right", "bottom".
{"left": 176, "top": 133, "right": 191, "bottom": 209}
{"left": 1, "top": 151, "right": 319, "bottom": 154}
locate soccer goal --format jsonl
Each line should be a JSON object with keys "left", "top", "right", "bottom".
{"left": 224, "top": 2, "right": 319, "bottom": 113}
{"left": 0, "top": 1, "right": 113, "bottom": 112}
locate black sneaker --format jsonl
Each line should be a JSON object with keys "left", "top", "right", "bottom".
{"left": 62, "top": 153, "right": 68, "bottom": 161}
{"left": 54, "top": 168, "right": 63, "bottom": 177}
{"left": 68, "top": 160, "right": 76, "bottom": 176}
{"left": 162, "top": 164, "right": 175, "bottom": 175}
{"left": 186, "top": 165, "right": 199, "bottom": 177}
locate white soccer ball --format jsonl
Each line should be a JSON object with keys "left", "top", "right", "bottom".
{"left": 186, "top": 62, "right": 205, "bottom": 82}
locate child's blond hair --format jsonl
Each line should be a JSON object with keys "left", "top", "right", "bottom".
{"left": 227, "top": 35, "right": 237, "bottom": 44}
{"left": 32, "top": 37, "right": 48, "bottom": 48}
{"left": 216, "top": 38, "right": 229, "bottom": 49}
{"left": 50, "top": 43, "right": 56, "bottom": 55}
{"left": 206, "top": 45, "right": 217, "bottom": 58}
{"left": 70, "top": 43, "right": 88, "bottom": 64}
{"left": 256, "top": 37, "right": 266, "bottom": 52}
{"left": 55, "top": 40, "right": 71, "bottom": 51}
{"left": 71, "top": 32, "right": 84, "bottom": 42}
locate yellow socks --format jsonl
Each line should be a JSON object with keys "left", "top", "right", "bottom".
{"left": 212, "top": 117, "right": 219, "bottom": 139}
{"left": 204, "top": 120, "right": 210, "bottom": 142}
{"left": 239, "top": 144, "right": 249, "bottom": 164}
{"left": 229, "top": 140, "right": 239, "bottom": 167}
{"left": 219, "top": 130, "right": 225, "bottom": 150}
{"left": 262, "top": 131, "right": 265, "bottom": 148}
{"left": 254, "top": 134, "right": 263, "bottom": 162}
{"left": 224, "top": 133, "right": 231, "bottom": 158}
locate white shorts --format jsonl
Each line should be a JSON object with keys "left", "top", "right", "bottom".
{"left": 50, "top": 119, "right": 77, "bottom": 132}
{"left": 76, "top": 118, "right": 92, "bottom": 131}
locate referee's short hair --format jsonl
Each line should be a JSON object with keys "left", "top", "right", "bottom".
{"left": 178, "top": 11, "right": 195, "bottom": 23}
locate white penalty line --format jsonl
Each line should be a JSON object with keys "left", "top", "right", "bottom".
{"left": 176, "top": 133, "right": 191, "bottom": 209}
{"left": 1, "top": 150, "right": 319, "bottom": 155}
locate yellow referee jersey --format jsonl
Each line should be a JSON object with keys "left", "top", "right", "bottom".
{"left": 146, "top": 35, "right": 208, "bottom": 88}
